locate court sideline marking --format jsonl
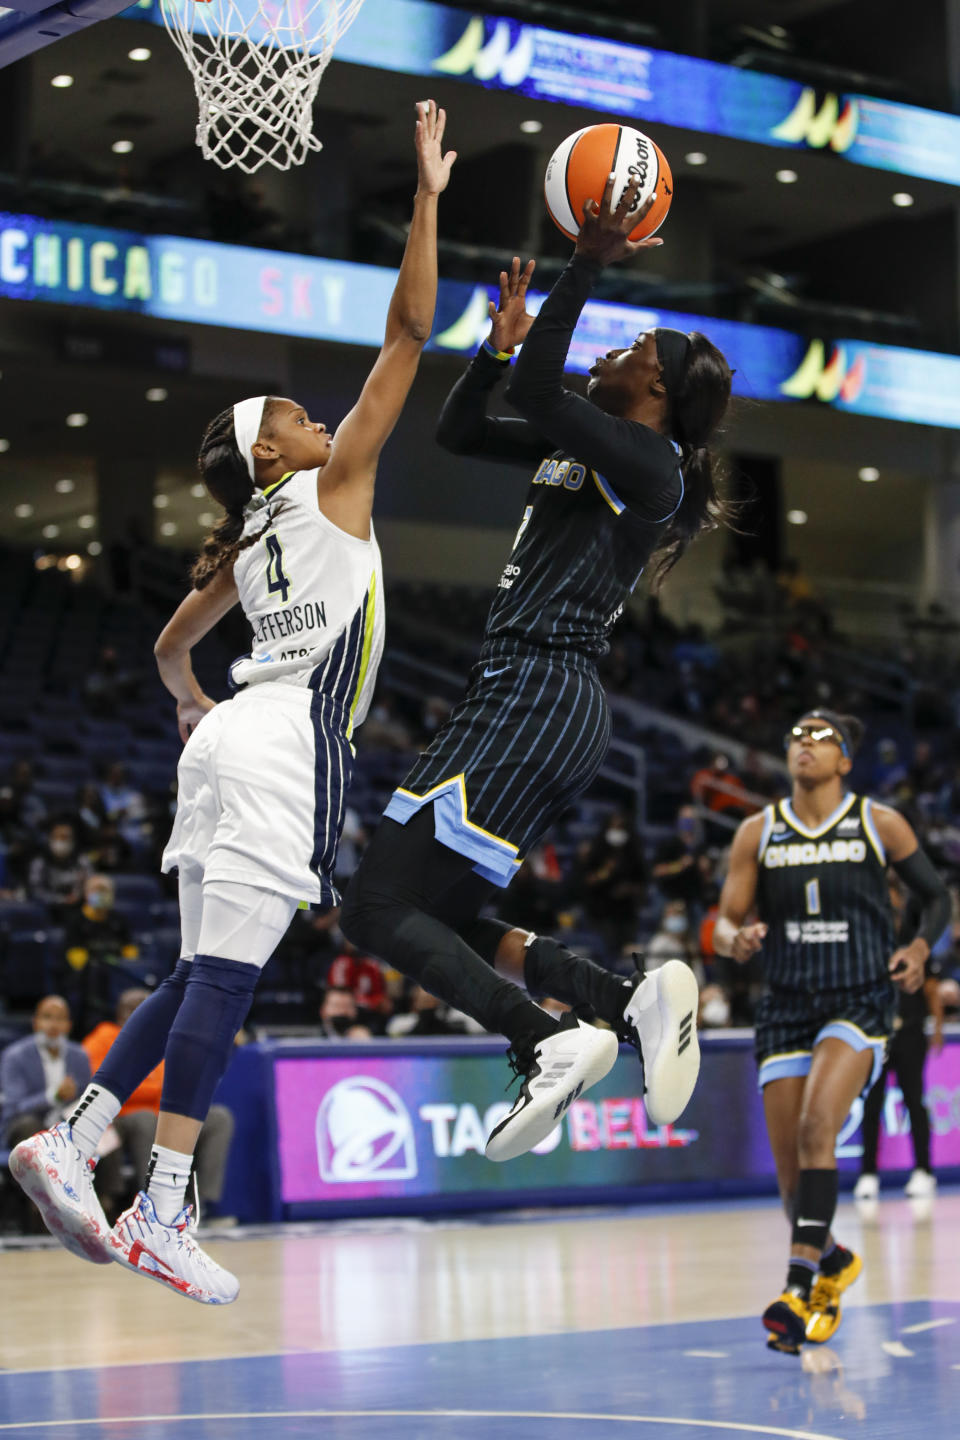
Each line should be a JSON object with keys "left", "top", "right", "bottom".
{"left": 0, "top": 1408, "right": 846, "bottom": 1438}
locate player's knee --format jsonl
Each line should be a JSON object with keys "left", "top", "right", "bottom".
{"left": 796, "top": 1109, "right": 834, "bottom": 1164}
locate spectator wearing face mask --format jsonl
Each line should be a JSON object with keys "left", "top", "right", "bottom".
{"left": 27, "top": 819, "right": 93, "bottom": 919}
{"left": 326, "top": 942, "right": 391, "bottom": 1033}
{"left": 651, "top": 806, "right": 708, "bottom": 916}
{"left": 642, "top": 900, "right": 705, "bottom": 987}
{"left": 577, "top": 810, "right": 647, "bottom": 958}
{"left": 318, "top": 985, "right": 373, "bottom": 1040}
{"left": 1, "top": 995, "right": 90, "bottom": 1148}
{"left": 62, "top": 874, "right": 139, "bottom": 1031}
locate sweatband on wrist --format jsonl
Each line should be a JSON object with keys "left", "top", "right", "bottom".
{"left": 481, "top": 339, "right": 515, "bottom": 362}
{"left": 892, "top": 847, "right": 951, "bottom": 949}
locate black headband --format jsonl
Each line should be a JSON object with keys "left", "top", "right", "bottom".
{"left": 654, "top": 328, "right": 692, "bottom": 399}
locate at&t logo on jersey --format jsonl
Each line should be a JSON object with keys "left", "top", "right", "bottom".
{"left": 316, "top": 1076, "right": 417, "bottom": 1183}
{"left": 764, "top": 838, "right": 867, "bottom": 868}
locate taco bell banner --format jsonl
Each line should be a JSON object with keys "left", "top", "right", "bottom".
{"left": 131, "top": 0, "right": 960, "bottom": 188}
{"left": 5, "top": 208, "right": 960, "bottom": 429}
{"left": 271, "top": 1036, "right": 960, "bottom": 1212}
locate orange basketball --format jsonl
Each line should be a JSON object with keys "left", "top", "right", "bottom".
{"left": 544, "top": 123, "right": 673, "bottom": 243}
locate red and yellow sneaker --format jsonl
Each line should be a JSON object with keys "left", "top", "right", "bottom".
{"left": 763, "top": 1289, "right": 812, "bottom": 1354}
{"left": 806, "top": 1250, "right": 863, "bottom": 1344}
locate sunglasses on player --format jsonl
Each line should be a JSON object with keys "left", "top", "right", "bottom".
{"left": 784, "top": 723, "right": 849, "bottom": 758}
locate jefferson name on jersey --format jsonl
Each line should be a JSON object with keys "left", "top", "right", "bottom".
{"left": 250, "top": 597, "right": 328, "bottom": 651}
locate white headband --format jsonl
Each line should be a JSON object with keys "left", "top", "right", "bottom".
{"left": 233, "top": 395, "right": 268, "bottom": 483}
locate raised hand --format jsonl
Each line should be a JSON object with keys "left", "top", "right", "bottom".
{"left": 487, "top": 256, "right": 536, "bottom": 352}
{"left": 415, "top": 99, "right": 456, "bottom": 197}
{"left": 574, "top": 173, "right": 664, "bottom": 267}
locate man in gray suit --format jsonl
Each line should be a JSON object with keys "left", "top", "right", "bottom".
{"left": 1, "top": 996, "right": 91, "bottom": 1147}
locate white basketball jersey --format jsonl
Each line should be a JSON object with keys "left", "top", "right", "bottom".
{"left": 228, "top": 470, "right": 384, "bottom": 734}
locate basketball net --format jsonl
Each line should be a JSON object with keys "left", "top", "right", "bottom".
{"left": 160, "top": 0, "right": 366, "bottom": 173}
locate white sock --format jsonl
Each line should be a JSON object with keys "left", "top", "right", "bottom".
{"left": 68, "top": 1085, "right": 122, "bottom": 1159}
{"left": 145, "top": 1144, "right": 195, "bottom": 1225}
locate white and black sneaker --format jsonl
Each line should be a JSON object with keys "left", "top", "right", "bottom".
{"left": 485, "top": 1013, "right": 619, "bottom": 1162}
{"left": 622, "top": 959, "right": 700, "bottom": 1125}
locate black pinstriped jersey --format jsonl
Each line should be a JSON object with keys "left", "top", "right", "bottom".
{"left": 756, "top": 793, "right": 895, "bottom": 992}
{"left": 436, "top": 257, "right": 683, "bottom": 660}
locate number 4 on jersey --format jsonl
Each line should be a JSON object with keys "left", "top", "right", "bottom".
{"left": 265, "top": 533, "right": 291, "bottom": 604}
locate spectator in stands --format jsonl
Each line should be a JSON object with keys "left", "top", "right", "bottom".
{"left": 83, "top": 988, "right": 235, "bottom": 1224}
{"left": 62, "top": 874, "right": 139, "bottom": 1031}
{"left": 651, "top": 806, "right": 707, "bottom": 914}
{"left": 689, "top": 752, "right": 758, "bottom": 842}
{"left": 871, "top": 738, "right": 908, "bottom": 797}
{"left": 642, "top": 900, "right": 705, "bottom": 986}
{"left": 577, "top": 810, "right": 647, "bottom": 956}
{"left": 361, "top": 693, "right": 413, "bottom": 751}
{"left": 497, "top": 840, "right": 565, "bottom": 936}
{"left": 83, "top": 646, "right": 123, "bottom": 718}
{"left": 318, "top": 985, "right": 373, "bottom": 1040}
{"left": 1, "top": 996, "right": 90, "bottom": 1149}
{"left": 0, "top": 784, "right": 31, "bottom": 894}
{"left": 89, "top": 817, "right": 134, "bottom": 875}
{"left": 75, "top": 783, "right": 106, "bottom": 850}
{"left": 27, "top": 818, "right": 92, "bottom": 919}
{"left": 326, "top": 941, "right": 391, "bottom": 1031}
{"left": 98, "top": 762, "right": 149, "bottom": 851}
{"left": 387, "top": 984, "right": 468, "bottom": 1037}
{"left": 8, "top": 759, "right": 47, "bottom": 832}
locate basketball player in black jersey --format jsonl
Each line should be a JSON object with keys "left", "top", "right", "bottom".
{"left": 714, "top": 708, "right": 949, "bottom": 1353}
{"left": 343, "top": 176, "right": 734, "bottom": 1161}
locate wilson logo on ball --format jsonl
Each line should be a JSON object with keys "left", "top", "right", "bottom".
{"left": 544, "top": 123, "right": 673, "bottom": 242}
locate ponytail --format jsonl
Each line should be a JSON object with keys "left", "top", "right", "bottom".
{"left": 649, "top": 332, "right": 735, "bottom": 589}
{"left": 191, "top": 399, "right": 279, "bottom": 590}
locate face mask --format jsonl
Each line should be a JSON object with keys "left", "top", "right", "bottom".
{"left": 329, "top": 1014, "right": 353, "bottom": 1035}
{"left": 678, "top": 818, "right": 696, "bottom": 836}
{"left": 664, "top": 915, "right": 687, "bottom": 934}
{"left": 50, "top": 839, "right": 74, "bottom": 858}
{"left": 605, "top": 828, "right": 629, "bottom": 847}
{"left": 701, "top": 996, "right": 730, "bottom": 1026}
{"left": 87, "top": 892, "right": 111, "bottom": 911}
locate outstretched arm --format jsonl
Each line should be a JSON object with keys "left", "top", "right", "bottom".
{"left": 437, "top": 258, "right": 551, "bottom": 464}
{"left": 504, "top": 181, "right": 677, "bottom": 512}
{"left": 154, "top": 564, "right": 239, "bottom": 743}
{"left": 318, "top": 100, "right": 455, "bottom": 537}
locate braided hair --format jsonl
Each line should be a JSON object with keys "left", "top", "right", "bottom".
{"left": 648, "top": 333, "right": 735, "bottom": 589}
{"left": 191, "top": 398, "right": 281, "bottom": 590}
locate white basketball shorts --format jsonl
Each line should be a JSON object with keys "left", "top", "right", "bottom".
{"left": 162, "top": 682, "right": 353, "bottom": 909}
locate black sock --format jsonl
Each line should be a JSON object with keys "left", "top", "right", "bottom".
{"left": 523, "top": 934, "right": 631, "bottom": 1024}
{"left": 790, "top": 1168, "right": 838, "bottom": 1255}
{"left": 786, "top": 1258, "right": 817, "bottom": 1299}
{"left": 819, "top": 1242, "right": 853, "bottom": 1277}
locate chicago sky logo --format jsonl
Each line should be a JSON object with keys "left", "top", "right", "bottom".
{"left": 771, "top": 88, "right": 859, "bottom": 153}
{"left": 433, "top": 16, "right": 535, "bottom": 86}
{"left": 316, "top": 1076, "right": 418, "bottom": 1183}
{"left": 779, "top": 339, "right": 866, "bottom": 404}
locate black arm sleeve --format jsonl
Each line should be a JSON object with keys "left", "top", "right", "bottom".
{"left": 504, "top": 254, "right": 682, "bottom": 521}
{"left": 435, "top": 346, "right": 551, "bottom": 466}
{"left": 892, "top": 847, "right": 951, "bottom": 949}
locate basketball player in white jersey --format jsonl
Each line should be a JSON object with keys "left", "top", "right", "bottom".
{"left": 10, "top": 100, "right": 456, "bottom": 1304}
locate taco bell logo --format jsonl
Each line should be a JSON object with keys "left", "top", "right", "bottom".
{"left": 316, "top": 1075, "right": 418, "bottom": 1183}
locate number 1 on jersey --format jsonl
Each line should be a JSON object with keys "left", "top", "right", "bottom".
{"left": 265, "top": 533, "right": 291, "bottom": 604}
{"left": 805, "top": 878, "right": 821, "bottom": 916}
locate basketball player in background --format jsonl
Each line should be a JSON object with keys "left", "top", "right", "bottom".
{"left": 10, "top": 99, "right": 456, "bottom": 1304}
{"left": 343, "top": 175, "right": 735, "bottom": 1161}
{"left": 714, "top": 709, "right": 949, "bottom": 1353}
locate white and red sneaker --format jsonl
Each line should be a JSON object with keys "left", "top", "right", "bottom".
{"left": 109, "top": 1191, "right": 239, "bottom": 1305}
{"left": 622, "top": 959, "right": 700, "bottom": 1125}
{"left": 9, "top": 1121, "right": 112, "bottom": 1265}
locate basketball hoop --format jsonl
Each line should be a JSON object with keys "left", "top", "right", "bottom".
{"left": 160, "top": 0, "right": 366, "bottom": 173}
